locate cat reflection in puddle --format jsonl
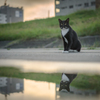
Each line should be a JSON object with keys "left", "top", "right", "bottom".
{"left": 59, "top": 73, "right": 77, "bottom": 92}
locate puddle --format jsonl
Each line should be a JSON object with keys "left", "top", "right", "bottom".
{"left": 0, "top": 49, "right": 100, "bottom": 99}
{"left": 0, "top": 77, "right": 99, "bottom": 100}
{"left": 0, "top": 59, "right": 100, "bottom": 74}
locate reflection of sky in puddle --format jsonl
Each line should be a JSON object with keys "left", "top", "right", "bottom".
{"left": 0, "top": 59, "right": 100, "bottom": 74}
{"left": 0, "top": 77, "right": 99, "bottom": 100}
{"left": 0, "top": 77, "right": 55, "bottom": 100}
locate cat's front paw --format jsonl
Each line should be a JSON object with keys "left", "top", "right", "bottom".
{"left": 62, "top": 50, "right": 69, "bottom": 53}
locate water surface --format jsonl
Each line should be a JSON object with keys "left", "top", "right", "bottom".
{"left": 0, "top": 77, "right": 99, "bottom": 100}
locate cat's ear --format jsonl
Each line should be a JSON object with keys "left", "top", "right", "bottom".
{"left": 66, "top": 18, "right": 69, "bottom": 23}
{"left": 66, "top": 85, "right": 70, "bottom": 92}
{"left": 58, "top": 19, "right": 62, "bottom": 23}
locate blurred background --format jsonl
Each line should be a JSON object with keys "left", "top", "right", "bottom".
{"left": 0, "top": 0, "right": 100, "bottom": 46}
{"left": 0, "top": 0, "right": 55, "bottom": 21}
{"left": 0, "top": 0, "right": 100, "bottom": 22}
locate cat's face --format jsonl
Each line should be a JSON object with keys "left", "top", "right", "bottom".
{"left": 59, "top": 81, "right": 70, "bottom": 92}
{"left": 58, "top": 18, "right": 69, "bottom": 29}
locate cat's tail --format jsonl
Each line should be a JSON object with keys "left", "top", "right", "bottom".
{"left": 77, "top": 41, "right": 81, "bottom": 52}
{"left": 77, "top": 48, "right": 81, "bottom": 52}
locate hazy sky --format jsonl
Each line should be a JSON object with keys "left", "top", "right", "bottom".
{"left": 0, "top": 0, "right": 55, "bottom": 21}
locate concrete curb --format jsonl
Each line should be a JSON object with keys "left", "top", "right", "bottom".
{"left": 0, "top": 35, "right": 100, "bottom": 48}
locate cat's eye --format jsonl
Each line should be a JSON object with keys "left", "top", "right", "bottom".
{"left": 65, "top": 23, "right": 67, "bottom": 25}
{"left": 61, "top": 23, "right": 63, "bottom": 25}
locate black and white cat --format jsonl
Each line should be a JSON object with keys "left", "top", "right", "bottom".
{"left": 59, "top": 73, "right": 77, "bottom": 92}
{"left": 58, "top": 18, "right": 81, "bottom": 53}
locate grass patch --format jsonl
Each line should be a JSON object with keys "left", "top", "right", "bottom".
{"left": 0, "top": 9, "right": 100, "bottom": 41}
{"left": 71, "top": 74, "right": 100, "bottom": 92}
{"left": 0, "top": 67, "right": 61, "bottom": 83}
{"left": 0, "top": 67, "right": 100, "bottom": 92}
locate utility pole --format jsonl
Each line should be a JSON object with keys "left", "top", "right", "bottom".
{"left": 48, "top": 10, "right": 50, "bottom": 18}
{"left": 4, "top": 0, "right": 7, "bottom": 6}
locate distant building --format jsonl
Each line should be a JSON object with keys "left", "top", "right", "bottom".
{"left": 55, "top": 0, "right": 96, "bottom": 16}
{"left": 0, "top": 5, "right": 23, "bottom": 24}
{"left": 0, "top": 13, "right": 7, "bottom": 24}
{"left": 0, "top": 77, "right": 24, "bottom": 95}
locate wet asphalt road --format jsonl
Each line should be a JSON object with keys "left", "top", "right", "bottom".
{"left": 0, "top": 48, "right": 100, "bottom": 63}
{"left": 0, "top": 48, "right": 100, "bottom": 100}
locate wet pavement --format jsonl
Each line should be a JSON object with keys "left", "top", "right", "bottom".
{"left": 0, "top": 48, "right": 100, "bottom": 100}
{"left": 0, "top": 59, "right": 100, "bottom": 74}
{"left": 0, "top": 77, "right": 99, "bottom": 100}
{"left": 0, "top": 48, "right": 100, "bottom": 62}
{"left": 0, "top": 48, "right": 100, "bottom": 74}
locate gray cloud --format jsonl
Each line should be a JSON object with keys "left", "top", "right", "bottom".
{"left": 0, "top": 0, "right": 54, "bottom": 7}
{"left": 0, "top": 0, "right": 54, "bottom": 21}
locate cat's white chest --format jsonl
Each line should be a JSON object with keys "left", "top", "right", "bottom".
{"left": 62, "top": 73, "right": 69, "bottom": 82}
{"left": 61, "top": 28, "right": 69, "bottom": 43}
{"left": 61, "top": 28, "right": 69, "bottom": 37}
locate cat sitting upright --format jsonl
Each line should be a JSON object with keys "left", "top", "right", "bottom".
{"left": 58, "top": 18, "right": 81, "bottom": 53}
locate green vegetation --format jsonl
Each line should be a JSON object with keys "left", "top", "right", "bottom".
{"left": 0, "top": 67, "right": 100, "bottom": 92}
{"left": 0, "top": 67, "right": 61, "bottom": 83}
{"left": 0, "top": 9, "right": 100, "bottom": 41}
{"left": 71, "top": 74, "right": 100, "bottom": 92}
